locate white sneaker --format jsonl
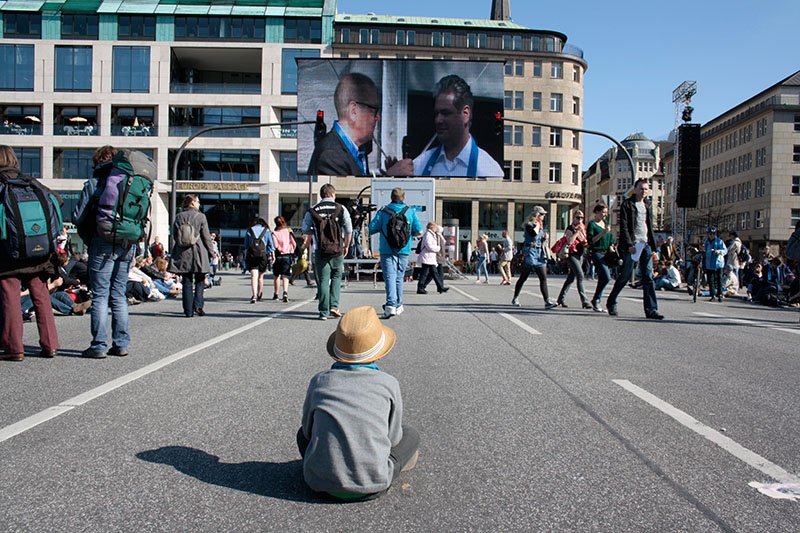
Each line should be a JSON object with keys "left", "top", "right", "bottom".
{"left": 512, "top": 297, "right": 520, "bottom": 307}
{"left": 383, "top": 305, "right": 396, "bottom": 318}
{"left": 395, "top": 305, "right": 404, "bottom": 315}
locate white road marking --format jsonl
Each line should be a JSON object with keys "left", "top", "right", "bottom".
{"left": 693, "top": 312, "right": 800, "bottom": 335}
{"left": 613, "top": 379, "right": 800, "bottom": 484}
{"left": 0, "top": 300, "right": 311, "bottom": 444}
{"left": 498, "top": 312, "right": 541, "bottom": 335}
{"left": 450, "top": 286, "right": 479, "bottom": 301}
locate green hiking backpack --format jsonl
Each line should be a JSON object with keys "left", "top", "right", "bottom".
{"left": 95, "top": 150, "right": 156, "bottom": 245}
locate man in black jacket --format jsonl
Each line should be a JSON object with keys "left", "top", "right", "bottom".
{"left": 606, "top": 178, "right": 663, "bottom": 320}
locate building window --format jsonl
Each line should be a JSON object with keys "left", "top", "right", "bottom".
{"left": 504, "top": 60, "right": 524, "bottom": 77}
{"left": 175, "top": 16, "right": 266, "bottom": 42}
{"left": 572, "top": 132, "right": 580, "bottom": 150}
{"left": 341, "top": 28, "right": 350, "bottom": 43}
{"left": 503, "top": 125, "right": 512, "bottom": 146}
{"left": 794, "top": 145, "right": 800, "bottom": 163}
{"left": 549, "top": 162, "right": 562, "bottom": 183}
{"left": 754, "top": 210, "right": 763, "bottom": 228}
{"left": 792, "top": 176, "right": 800, "bottom": 195}
{"left": 532, "top": 92, "right": 541, "bottom": 111}
{"left": 0, "top": 44, "right": 34, "bottom": 91}
{"left": 532, "top": 61, "right": 542, "bottom": 77}
{"left": 53, "top": 148, "right": 95, "bottom": 179}
{"left": 531, "top": 126, "right": 541, "bottom": 146}
{"left": 175, "top": 150, "right": 259, "bottom": 182}
{"left": 551, "top": 61, "right": 563, "bottom": 79}
{"left": 504, "top": 91, "right": 513, "bottom": 110}
{"left": 531, "top": 161, "right": 540, "bottom": 182}
{"left": 281, "top": 48, "right": 320, "bottom": 94}
{"left": 467, "top": 33, "right": 486, "bottom": 48}
{"left": 502, "top": 160, "right": 511, "bottom": 180}
{"left": 550, "top": 93, "right": 563, "bottom": 112}
{"left": 118, "top": 15, "right": 155, "bottom": 40}
{"left": 479, "top": 201, "right": 508, "bottom": 231}
{"left": 572, "top": 96, "right": 580, "bottom": 115}
{"left": 549, "top": 127, "right": 562, "bottom": 147}
{"left": 514, "top": 91, "right": 523, "bottom": 110}
{"left": 794, "top": 114, "right": 800, "bottom": 132}
{"left": 755, "top": 177, "right": 766, "bottom": 197}
{"left": 513, "top": 125, "right": 523, "bottom": 146}
{"left": 572, "top": 164, "right": 579, "bottom": 185}
{"left": 573, "top": 65, "right": 581, "bottom": 82}
{"left": 55, "top": 46, "right": 93, "bottom": 92}
{"left": 2, "top": 12, "right": 42, "bottom": 38}
{"left": 112, "top": 46, "right": 150, "bottom": 93}
{"left": 792, "top": 209, "right": 800, "bottom": 228}
{"left": 432, "top": 31, "right": 451, "bottom": 47}
{"left": 280, "top": 152, "right": 300, "bottom": 182}
{"left": 513, "top": 161, "right": 522, "bottom": 181}
{"left": 61, "top": 14, "right": 99, "bottom": 40}
{"left": 284, "top": 18, "right": 322, "bottom": 44}
{"left": 13, "top": 147, "right": 41, "bottom": 178}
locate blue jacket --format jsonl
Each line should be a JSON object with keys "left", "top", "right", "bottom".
{"left": 704, "top": 236, "right": 727, "bottom": 270}
{"left": 368, "top": 202, "right": 424, "bottom": 255}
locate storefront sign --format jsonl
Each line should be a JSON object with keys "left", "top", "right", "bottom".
{"left": 545, "top": 191, "right": 583, "bottom": 201}
{"left": 177, "top": 182, "right": 252, "bottom": 192}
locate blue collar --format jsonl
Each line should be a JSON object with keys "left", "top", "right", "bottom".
{"left": 333, "top": 121, "right": 368, "bottom": 174}
{"left": 332, "top": 362, "right": 380, "bottom": 371}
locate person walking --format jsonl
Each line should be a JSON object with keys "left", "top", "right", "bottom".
{"left": 244, "top": 217, "right": 274, "bottom": 303}
{"left": 725, "top": 230, "right": 742, "bottom": 282}
{"left": 271, "top": 215, "right": 296, "bottom": 303}
{"left": 704, "top": 226, "right": 727, "bottom": 302}
{"left": 474, "top": 234, "right": 490, "bottom": 283}
{"left": 605, "top": 179, "right": 663, "bottom": 319}
{"left": 0, "top": 145, "right": 61, "bottom": 361}
{"left": 369, "top": 187, "right": 423, "bottom": 318}
{"left": 511, "top": 206, "right": 557, "bottom": 309}
{"left": 499, "top": 230, "right": 514, "bottom": 285}
{"left": 301, "top": 183, "right": 352, "bottom": 320}
{"left": 169, "top": 194, "right": 215, "bottom": 317}
{"left": 416, "top": 222, "right": 448, "bottom": 294}
{"left": 587, "top": 203, "right": 615, "bottom": 312}
{"left": 556, "top": 210, "right": 591, "bottom": 309}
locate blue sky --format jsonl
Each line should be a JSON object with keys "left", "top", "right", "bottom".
{"left": 337, "top": 0, "right": 799, "bottom": 167}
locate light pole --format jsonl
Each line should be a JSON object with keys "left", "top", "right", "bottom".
{"left": 169, "top": 120, "right": 314, "bottom": 247}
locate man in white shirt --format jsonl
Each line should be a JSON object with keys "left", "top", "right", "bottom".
{"left": 410, "top": 75, "right": 503, "bottom": 178}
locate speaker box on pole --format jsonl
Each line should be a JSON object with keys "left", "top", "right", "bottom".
{"left": 676, "top": 123, "right": 701, "bottom": 208}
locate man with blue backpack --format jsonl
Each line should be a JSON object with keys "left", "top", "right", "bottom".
{"left": 0, "top": 145, "right": 63, "bottom": 361}
{"left": 369, "top": 187, "right": 423, "bottom": 318}
{"left": 73, "top": 146, "right": 156, "bottom": 359}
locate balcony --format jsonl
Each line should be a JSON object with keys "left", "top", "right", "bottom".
{"left": 112, "top": 125, "right": 158, "bottom": 137}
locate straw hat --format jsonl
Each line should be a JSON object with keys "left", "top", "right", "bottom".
{"left": 326, "top": 306, "right": 397, "bottom": 364}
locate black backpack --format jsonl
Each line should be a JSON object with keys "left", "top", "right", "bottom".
{"left": 0, "top": 169, "right": 63, "bottom": 261}
{"left": 309, "top": 203, "right": 344, "bottom": 258}
{"left": 381, "top": 206, "right": 410, "bottom": 251}
{"left": 248, "top": 226, "right": 269, "bottom": 259}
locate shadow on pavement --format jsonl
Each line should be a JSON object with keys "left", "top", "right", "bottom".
{"left": 136, "top": 445, "right": 322, "bottom": 503}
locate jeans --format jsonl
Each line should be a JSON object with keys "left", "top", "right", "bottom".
{"left": 606, "top": 244, "right": 658, "bottom": 314}
{"left": 181, "top": 273, "right": 205, "bottom": 316}
{"left": 315, "top": 253, "right": 343, "bottom": 316}
{"left": 380, "top": 254, "right": 409, "bottom": 309}
{"left": 558, "top": 254, "right": 588, "bottom": 305}
{"left": 591, "top": 252, "right": 612, "bottom": 305}
{"left": 89, "top": 239, "right": 135, "bottom": 353}
{"left": 707, "top": 268, "right": 723, "bottom": 297}
{"left": 475, "top": 256, "right": 489, "bottom": 282}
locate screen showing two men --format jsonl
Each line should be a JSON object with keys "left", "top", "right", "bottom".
{"left": 297, "top": 59, "right": 504, "bottom": 178}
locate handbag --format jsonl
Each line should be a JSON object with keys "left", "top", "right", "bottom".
{"left": 604, "top": 244, "right": 622, "bottom": 267}
{"left": 551, "top": 236, "right": 568, "bottom": 259}
{"left": 291, "top": 256, "right": 308, "bottom": 276}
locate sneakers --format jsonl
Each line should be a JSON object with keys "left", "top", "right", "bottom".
{"left": 81, "top": 348, "right": 107, "bottom": 359}
{"left": 395, "top": 305, "right": 404, "bottom": 316}
{"left": 511, "top": 297, "right": 520, "bottom": 307}
{"left": 544, "top": 301, "right": 558, "bottom": 310}
{"left": 127, "top": 297, "right": 141, "bottom": 306}
{"left": 401, "top": 450, "right": 419, "bottom": 473}
{"left": 591, "top": 301, "right": 604, "bottom": 313}
{"left": 330, "top": 308, "right": 343, "bottom": 318}
{"left": 318, "top": 314, "right": 328, "bottom": 321}
{"left": 108, "top": 346, "right": 129, "bottom": 357}
{"left": 71, "top": 300, "right": 92, "bottom": 316}
{"left": 557, "top": 300, "right": 568, "bottom": 308}
{"left": 272, "top": 293, "right": 279, "bottom": 300}
{"left": 282, "top": 293, "right": 289, "bottom": 303}
{"left": 383, "top": 305, "right": 397, "bottom": 318}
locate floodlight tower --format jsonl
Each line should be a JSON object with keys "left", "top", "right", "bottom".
{"left": 671, "top": 80, "right": 697, "bottom": 257}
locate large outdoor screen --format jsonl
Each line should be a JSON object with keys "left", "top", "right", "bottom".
{"left": 297, "top": 59, "right": 504, "bottom": 178}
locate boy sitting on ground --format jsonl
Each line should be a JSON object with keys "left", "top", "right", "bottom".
{"left": 297, "top": 306, "right": 420, "bottom": 501}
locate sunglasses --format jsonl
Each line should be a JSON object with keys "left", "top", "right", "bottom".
{"left": 355, "top": 101, "right": 381, "bottom": 115}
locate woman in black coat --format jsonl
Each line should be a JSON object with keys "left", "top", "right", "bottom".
{"left": 169, "top": 194, "right": 214, "bottom": 317}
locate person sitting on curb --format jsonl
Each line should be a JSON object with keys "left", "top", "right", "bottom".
{"left": 297, "top": 306, "right": 420, "bottom": 501}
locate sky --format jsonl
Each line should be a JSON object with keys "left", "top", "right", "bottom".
{"left": 337, "top": 0, "right": 799, "bottom": 168}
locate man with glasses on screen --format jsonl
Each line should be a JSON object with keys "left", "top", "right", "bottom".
{"left": 307, "top": 73, "right": 381, "bottom": 177}
{"left": 412, "top": 74, "right": 503, "bottom": 178}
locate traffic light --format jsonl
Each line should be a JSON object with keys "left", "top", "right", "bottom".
{"left": 314, "top": 110, "right": 326, "bottom": 144}
{"left": 494, "top": 112, "right": 503, "bottom": 135}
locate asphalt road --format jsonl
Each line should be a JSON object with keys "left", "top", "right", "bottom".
{"left": 2, "top": 270, "right": 799, "bottom": 532}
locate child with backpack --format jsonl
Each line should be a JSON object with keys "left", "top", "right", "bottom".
{"left": 0, "top": 145, "right": 62, "bottom": 360}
